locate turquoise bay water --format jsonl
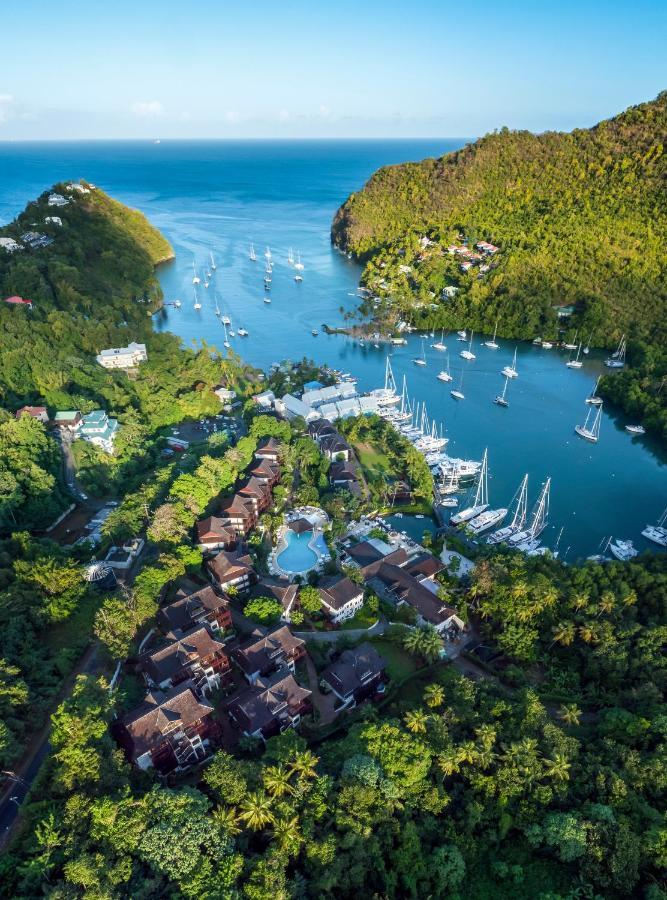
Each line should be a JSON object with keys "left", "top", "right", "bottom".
{"left": 1, "top": 140, "right": 665, "bottom": 559}
{"left": 277, "top": 529, "right": 317, "bottom": 575}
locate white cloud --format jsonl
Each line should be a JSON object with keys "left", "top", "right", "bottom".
{"left": 131, "top": 100, "right": 164, "bottom": 119}
{"left": 225, "top": 110, "right": 240, "bottom": 124}
{"left": 277, "top": 108, "right": 291, "bottom": 123}
{"left": 318, "top": 104, "right": 331, "bottom": 118}
{"left": 0, "top": 94, "right": 16, "bottom": 123}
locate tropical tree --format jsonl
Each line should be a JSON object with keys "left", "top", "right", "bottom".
{"left": 560, "top": 703, "right": 583, "bottom": 726}
{"left": 404, "top": 709, "right": 429, "bottom": 734}
{"left": 543, "top": 753, "right": 571, "bottom": 782}
{"left": 423, "top": 683, "right": 445, "bottom": 708}
{"left": 211, "top": 806, "right": 241, "bottom": 836}
{"left": 238, "top": 791, "right": 275, "bottom": 830}
{"left": 262, "top": 764, "right": 294, "bottom": 798}
{"left": 289, "top": 749, "right": 319, "bottom": 780}
{"left": 551, "top": 621, "right": 576, "bottom": 647}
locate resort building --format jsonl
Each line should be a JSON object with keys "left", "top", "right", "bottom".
{"left": 137, "top": 624, "right": 231, "bottom": 695}
{"left": 476, "top": 241, "right": 499, "bottom": 254}
{"left": 195, "top": 516, "right": 239, "bottom": 553}
{"left": 216, "top": 495, "right": 257, "bottom": 536}
{"left": 47, "top": 193, "right": 69, "bottom": 207}
{"left": 253, "top": 389, "right": 276, "bottom": 409}
{"left": 227, "top": 670, "right": 311, "bottom": 742}
{"left": 238, "top": 476, "right": 273, "bottom": 514}
{"left": 77, "top": 409, "right": 119, "bottom": 453}
{"left": 45, "top": 216, "right": 62, "bottom": 226}
{"left": 116, "top": 683, "right": 218, "bottom": 773}
{"left": 317, "top": 575, "right": 365, "bottom": 624}
{"left": 207, "top": 547, "right": 257, "bottom": 594}
{"left": 248, "top": 577, "right": 299, "bottom": 623}
{"left": 301, "top": 383, "right": 357, "bottom": 409}
{"left": 21, "top": 232, "right": 53, "bottom": 249}
{"left": 15, "top": 405, "right": 49, "bottom": 423}
{"left": 275, "top": 393, "right": 322, "bottom": 423}
{"left": 369, "top": 562, "right": 464, "bottom": 636}
{"left": 213, "top": 386, "right": 236, "bottom": 405}
{"left": 104, "top": 537, "right": 145, "bottom": 571}
{"left": 321, "top": 643, "right": 387, "bottom": 706}
{"left": 253, "top": 437, "right": 282, "bottom": 463}
{"left": 0, "top": 238, "right": 23, "bottom": 253}
{"left": 157, "top": 582, "right": 232, "bottom": 637}
{"left": 233, "top": 626, "right": 306, "bottom": 685}
{"left": 96, "top": 341, "right": 148, "bottom": 370}
{"left": 54, "top": 410, "right": 82, "bottom": 430}
{"left": 66, "top": 183, "right": 91, "bottom": 194}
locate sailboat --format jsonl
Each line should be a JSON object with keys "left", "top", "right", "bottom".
{"left": 249, "top": 243, "right": 257, "bottom": 261}
{"left": 412, "top": 340, "right": 427, "bottom": 366}
{"left": 222, "top": 321, "right": 230, "bottom": 349}
{"left": 566, "top": 343, "right": 583, "bottom": 368}
{"left": 563, "top": 330, "right": 578, "bottom": 351}
{"left": 192, "top": 261, "right": 200, "bottom": 285}
{"left": 511, "top": 477, "right": 551, "bottom": 551}
{"left": 609, "top": 539, "right": 638, "bottom": 562}
{"left": 575, "top": 403, "right": 602, "bottom": 443}
{"left": 483, "top": 320, "right": 499, "bottom": 349}
{"left": 541, "top": 339, "right": 554, "bottom": 350}
{"left": 605, "top": 335, "right": 626, "bottom": 368}
{"left": 468, "top": 457, "right": 507, "bottom": 535}
{"left": 264, "top": 295, "right": 272, "bottom": 304}
{"left": 238, "top": 326, "right": 249, "bottom": 337}
{"left": 494, "top": 376, "right": 510, "bottom": 406}
{"left": 293, "top": 251, "right": 304, "bottom": 272}
{"left": 193, "top": 289, "right": 201, "bottom": 311}
{"left": 450, "top": 450, "right": 489, "bottom": 525}
{"left": 210, "top": 251, "right": 216, "bottom": 271}
{"left": 214, "top": 296, "right": 221, "bottom": 317}
{"left": 287, "top": 247, "right": 294, "bottom": 266}
{"left": 460, "top": 330, "right": 476, "bottom": 360}
{"left": 450, "top": 369, "right": 465, "bottom": 400}
{"left": 587, "top": 536, "right": 612, "bottom": 563}
{"left": 487, "top": 475, "right": 529, "bottom": 544}
{"left": 437, "top": 353, "right": 453, "bottom": 382}
{"left": 502, "top": 347, "right": 519, "bottom": 378}
{"left": 625, "top": 424, "right": 645, "bottom": 435}
{"left": 457, "top": 329, "right": 467, "bottom": 341}
{"left": 432, "top": 329, "right": 447, "bottom": 351}
{"left": 586, "top": 376, "right": 602, "bottom": 405}
{"left": 641, "top": 508, "right": 667, "bottom": 548}
{"left": 583, "top": 331, "right": 592, "bottom": 355}
{"left": 294, "top": 271, "right": 303, "bottom": 283}
{"left": 265, "top": 247, "right": 272, "bottom": 261}
{"left": 228, "top": 319, "right": 236, "bottom": 337}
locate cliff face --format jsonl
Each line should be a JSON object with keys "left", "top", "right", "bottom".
{"left": 331, "top": 93, "right": 667, "bottom": 344}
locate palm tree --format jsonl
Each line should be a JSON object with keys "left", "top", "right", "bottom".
{"left": 262, "top": 764, "right": 293, "bottom": 798}
{"left": 578, "top": 623, "right": 598, "bottom": 644}
{"left": 289, "top": 749, "right": 319, "bottom": 780}
{"left": 238, "top": 791, "right": 275, "bottom": 830}
{"left": 403, "top": 629, "right": 424, "bottom": 656}
{"left": 598, "top": 592, "right": 616, "bottom": 616}
{"left": 456, "top": 741, "right": 477, "bottom": 766}
{"left": 272, "top": 815, "right": 302, "bottom": 855}
{"left": 476, "top": 747, "right": 496, "bottom": 771}
{"left": 404, "top": 709, "right": 429, "bottom": 733}
{"left": 570, "top": 592, "right": 589, "bottom": 612}
{"left": 475, "top": 724, "right": 496, "bottom": 749}
{"left": 438, "top": 750, "right": 460, "bottom": 777}
{"left": 622, "top": 590, "right": 638, "bottom": 608}
{"left": 544, "top": 753, "right": 571, "bottom": 782}
{"left": 211, "top": 805, "right": 241, "bottom": 836}
{"left": 551, "top": 621, "right": 576, "bottom": 647}
{"left": 420, "top": 626, "right": 443, "bottom": 662}
{"left": 559, "top": 703, "right": 582, "bottom": 726}
{"left": 423, "top": 683, "right": 445, "bottom": 708}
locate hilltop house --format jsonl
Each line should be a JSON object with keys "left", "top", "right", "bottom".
{"left": 157, "top": 582, "right": 232, "bottom": 636}
{"left": 227, "top": 670, "right": 311, "bottom": 741}
{"left": 137, "top": 624, "right": 231, "bottom": 695}
{"left": 317, "top": 575, "right": 365, "bottom": 624}
{"left": 47, "top": 193, "right": 69, "bottom": 207}
{"left": 207, "top": 546, "right": 257, "bottom": 594}
{"left": 254, "top": 437, "right": 282, "bottom": 463}
{"left": 77, "top": 409, "right": 119, "bottom": 453}
{"left": 0, "top": 238, "right": 23, "bottom": 253}
{"left": 45, "top": 216, "right": 62, "bottom": 226}
{"left": 321, "top": 643, "right": 387, "bottom": 705}
{"left": 54, "top": 410, "right": 82, "bottom": 431}
{"left": 21, "top": 232, "right": 53, "bottom": 249}
{"left": 116, "top": 683, "right": 218, "bottom": 773}
{"left": 96, "top": 342, "right": 148, "bottom": 370}
{"left": 369, "top": 562, "right": 463, "bottom": 635}
{"left": 15, "top": 406, "right": 49, "bottom": 423}
{"left": 233, "top": 625, "right": 306, "bottom": 684}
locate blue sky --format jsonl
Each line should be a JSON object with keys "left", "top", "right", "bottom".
{"left": 1, "top": 0, "right": 665, "bottom": 139}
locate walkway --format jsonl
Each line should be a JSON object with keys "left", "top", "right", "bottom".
{"left": 293, "top": 617, "right": 386, "bottom": 643}
{"left": 303, "top": 653, "right": 338, "bottom": 725}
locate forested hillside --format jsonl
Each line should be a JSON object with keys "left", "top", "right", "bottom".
{"left": 0, "top": 185, "right": 249, "bottom": 531}
{"left": 332, "top": 93, "right": 667, "bottom": 349}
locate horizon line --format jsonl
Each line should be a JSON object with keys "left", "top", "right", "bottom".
{"left": 0, "top": 135, "right": 476, "bottom": 145}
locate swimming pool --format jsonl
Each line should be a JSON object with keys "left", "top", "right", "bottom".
{"left": 276, "top": 529, "right": 318, "bottom": 574}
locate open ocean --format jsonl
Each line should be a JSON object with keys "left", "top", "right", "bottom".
{"left": 1, "top": 139, "right": 665, "bottom": 559}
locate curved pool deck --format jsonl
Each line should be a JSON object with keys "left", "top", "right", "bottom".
{"left": 272, "top": 526, "right": 330, "bottom": 579}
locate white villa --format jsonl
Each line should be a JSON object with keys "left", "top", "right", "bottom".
{"left": 47, "top": 193, "right": 69, "bottom": 207}
{"left": 96, "top": 342, "right": 148, "bottom": 370}
{"left": 0, "top": 238, "right": 23, "bottom": 253}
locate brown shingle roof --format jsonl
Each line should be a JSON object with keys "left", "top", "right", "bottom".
{"left": 207, "top": 548, "right": 255, "bottom": 584}
{"left": 141, "top": 625, "right": 226, "bottom": 684}
{"left": 122, "top": 684, "right": 213, "bottom": 758}
{"left": 233, "top": 625, "right": 305, "bottom": 676}
{"left": 322, "top": 642, "right": 386, "bottom": 697}
{"left": 158, "top": 585, "right": 230, "bottom": 634}
{"left": 373, "top": 562, "right": 456, "bottom": 626}
{"left": 288, "top": 517, "right": 313, "bottom": 535}
{"left": 228, "top": 670, "right": 310, "bottom": 734}
{"left": 250, "top": 577, "right": 298, "bottom": 613}
{"left": 404, "top": 552, "right": 444, "bottom": 581}
{"left": 318, "top": 575, "right": 363, "bottom": 611}
{"left": 196, "top": 516, "right": 237, "bottom": 543}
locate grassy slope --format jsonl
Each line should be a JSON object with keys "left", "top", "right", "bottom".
{"left": 332, "top": 92, "right": 667, "bottom": 347}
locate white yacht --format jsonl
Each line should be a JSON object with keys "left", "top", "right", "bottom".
{"left": 413, "top": 340, "right": 427, "bottom": 366}
{"left": 432, "top": 329, "right": 447, "bottom": 351}
{"left": 450, "top": 450, "right": 489, "bottom": 525}
{"left": 586, "top": 376, "right": 602, "bottom": 406}
{"left": 641, "top": 508, "right": 667, "bottom": 547}
{"left": 566, "top": 343, "right": 583, "bottom": 368}
{"left": 563, "top": 330, "right": 578, "bottom": 351}
{"left": 457, "top": 330, "right": 467, "bottom": 341}
{"left": 192, "top": 261, "right": 200, "bottom": 285}
{"left": 605, "top": 335, "right": 626, "bottom": 368}
{"left": 460, "top": 331, "right": 476, "bottom": 360}
{"left": 221, "top": 314, "right": 231, "bottom": 325}
{"left": 293, "top": 251, "right": 304, "bottom": 271}
{"left": 210, "top": 252, "right": 216, "bottom": 271}
{"left": 494, "top": 376, "right": 510, "bottom": 407}
{"left": 502, "top": 347, "right": 519, "bottom": 379}
{"left": 193, "top": 288, "right": 201, "bottom": 311}
{"left": 483, "top": 320, "right": 499, "bottom": 350}
{"left": 575, "top": 403, "right": 602, "bottom": 443}
{"left": 238, "top": 327, "right": 249, "bottom": 337}
{"left": 487, "top": 475, "right": 529, "bottom": 544}
{"left": 609, "top": 539, "right": 638, "bottom": 562}
{"left": 249, "top": 243, "right": 257, "bottom": 261}
{"left": 625, "top": 424, "right": 645, "bottom": 435}
{"left": 437, "top": 353, "right": 453, "bottom": 382}
{"left": 509, "top": 477, "right": 551, "bottom": 549}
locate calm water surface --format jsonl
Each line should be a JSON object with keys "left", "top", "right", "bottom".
{"left": 1, "top": 140, "right": 665, "bottom": 559}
